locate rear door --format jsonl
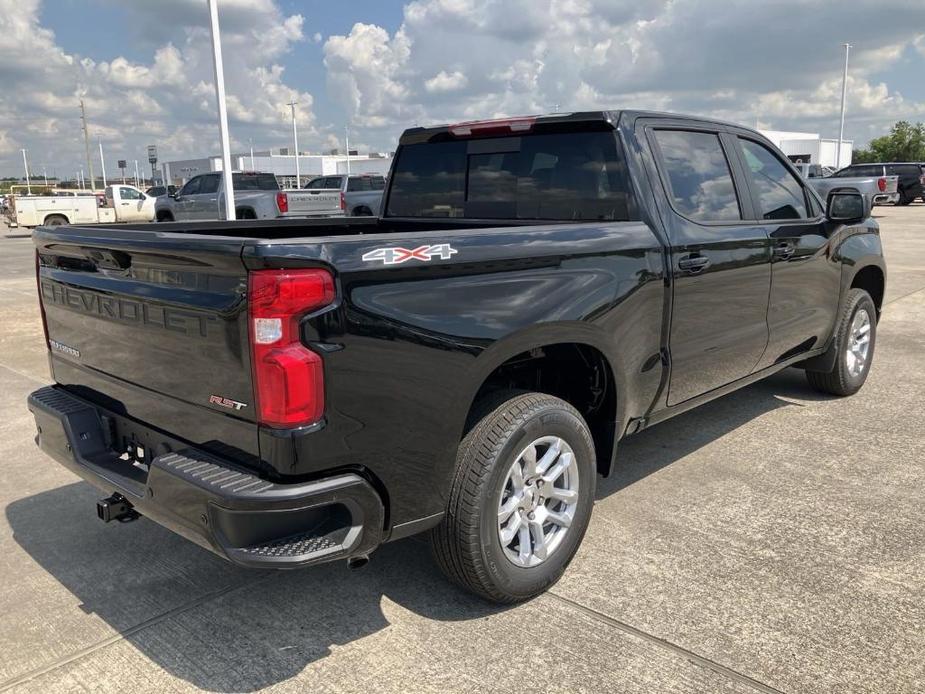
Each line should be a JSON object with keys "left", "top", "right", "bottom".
{"left": 730, "top": 133, "right": 840, "bottom": 368}
{"left": 34, "top": 226, "right": 260, "bottom": 460}
{"left": 645, "top": 123, "right": 773, "bottom": 405}
{"left": 191, "top": 174, "right": 221, "bottom": 220}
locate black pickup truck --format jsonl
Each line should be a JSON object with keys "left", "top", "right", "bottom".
{"left": 28, "top": 111, "right": 885, "bottom": 602}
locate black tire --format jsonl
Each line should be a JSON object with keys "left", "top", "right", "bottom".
{"left": 806, "top": 288, "right": 877, "bottom": 396}
{"left": 44, "top": 214, "right": 68, "bottom": 226}
{"left": 236, "top": 208, "right": 256, "bottom": 219}
{"left": 156, "top": 211, "right": 174, "bottom": 222}
{"left": 431, "top": 391, "right": 596, "bottom": 603}
{"left": 352, "top": 206, "right": 373, "bottom": 216}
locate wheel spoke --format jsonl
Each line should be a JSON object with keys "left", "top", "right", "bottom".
{"left": 517, "top": 524, "right": 532, "bottom": 563}
{"left": 542, "top": 452, "right": 572, "bottom": 485}
{"left": 520, "top": 445, "right": 538, "bottom": 478}
{"left": 529, "top": 519, "right": 548, "bottom": 561}
{"left": 500, "top": 512, "right": 523, "bottom": 545}
{"left": 548, "top": 487, "right": 578, "bottom": 504}
{"left": 535, "top": 439, "right": 562, "bottom": 476}
{"left": 498, "top": 496, "right": 519, "bottom": 524}
{"left": 509, "top": 460, "right": 525, "bottom": 491}
{"left": 546, "top": 510, "right": 572, "bottom": 529}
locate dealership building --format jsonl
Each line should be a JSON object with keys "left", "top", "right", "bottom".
{"left": 160, "top": 148, "right": 393, "bottom": 188}
{"left": 759, "top": 130, "right": 852, "bottom": 169}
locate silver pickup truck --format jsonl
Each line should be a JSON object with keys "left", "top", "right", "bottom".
{"left": 304, "top": 174, "right": 386, "bottom": 216}
{"left": 797, "top": 165, "right": 899, "bottom": 207}
{"left": 155, "top": 172, "right": 344, "bottom": 221}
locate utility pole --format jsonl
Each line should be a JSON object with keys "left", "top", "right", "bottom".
{"left": 287, "top": 101, "right": 300, "bottom": 187}
{"left": 345, "top": 125, "right": 350, "bottom": 175}
{"left": 208, "top": 0, "right": 235, "bottom": 219}
{"left": 836, "top": 43, "right": 851, "bottom": 170}
{"left": 98, "top": 139, "right": 108, "bottom": 187}
{"left": 79, "top": 98, "right": 95, "bottom": 190}
{"left": 21, "top": 149, "right": 31, "bottom": 195}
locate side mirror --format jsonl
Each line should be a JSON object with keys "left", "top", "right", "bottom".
{"left": 827, "top": 190, "right": 869, "bottom": 223}
{"left": 170, "top": 192, "right": 179, "bottom": 200}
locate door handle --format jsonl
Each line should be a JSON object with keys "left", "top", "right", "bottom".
{"left": 773, "top": 242, "right": 795, "bottom": 260}
{"left": 678, "top": 254, "right": 710, "bottom": 273}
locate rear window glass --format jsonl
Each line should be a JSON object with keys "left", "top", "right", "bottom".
{"left": 232, "top": 173, "right": 279, "bottom": 190}
{"left": 386, "top": 131, "right": 631, "bottom": 220}
{"left": 347, "top": 176, "right": 386, "bottom": 191}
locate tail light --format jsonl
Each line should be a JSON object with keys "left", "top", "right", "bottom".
{"left": 340, "top": 192, "right": 346, "bottom": 211}
{"left": 248, "top": 269, "right": 335, "bottom": 428}
{"left": 35, "top": 252, "right": 49, "bottom": 347}
{"left": 276, "top": 192, "right": 289, "bottom": 214}
{"left": 877, "top": 177, "right": 886, "bottom": 192}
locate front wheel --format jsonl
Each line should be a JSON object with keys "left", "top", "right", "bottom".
{"left": 806, "top": 288, "right": 877, "bottom": 396}
{"left": 431, "top": 391, "right": 596, "bottom": 603}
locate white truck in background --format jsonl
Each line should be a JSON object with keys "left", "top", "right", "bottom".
{"left": 5, "top": 185, "right": 156, "bottom": 228}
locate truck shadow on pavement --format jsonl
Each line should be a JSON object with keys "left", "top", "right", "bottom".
{"left": 7, "top": 367, "right": 830, "bottom": 692}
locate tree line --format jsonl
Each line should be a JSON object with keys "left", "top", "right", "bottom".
{"left": 853, "top": 121, "right": 925, "bottom": 164}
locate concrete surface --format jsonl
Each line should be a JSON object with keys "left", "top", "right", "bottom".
{"left": 0, "top": 208, "right": 923, "bottom": 693}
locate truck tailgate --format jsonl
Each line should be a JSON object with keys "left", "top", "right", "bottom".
{"left": 284, "top": 189, "right": 342, "bottom": 217}
{"left": 34, "top": 226, "right": 261, "bottom": 461}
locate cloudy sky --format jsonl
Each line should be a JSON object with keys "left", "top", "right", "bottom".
{"left": 1, "top": 0, "right": 924, "bottom": 180}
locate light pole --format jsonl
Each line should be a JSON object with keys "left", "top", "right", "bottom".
{"left": 21, "top": 149, "right": 31, "bottom": 195}
{"left": 345, "top": 125, "right": 350, "bottom": 175}
{"left": 287, "top": 101, "right": 300, "bottom": 187}
{"left": 249, "top": 138, "right": 255, "bottom": 171}
{"left": 98, "top": 139, "right": 108, "bottom": 187}
{"left": 134, "top": 159, "right": 140, "bottom": 188}
{"left": 43, "top": 167, "right": 48, "bottom": 188}
{"left": 836, "top": 43, "right": 851, "bottom": 170}
{"left": 207, "top": 0, "right": 236, "bottom": 220}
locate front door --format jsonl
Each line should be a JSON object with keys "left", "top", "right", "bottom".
{"left": 730, "top": 135, "right": 841, "bottom": 368}
{"left": 647, "top": 126, "right": 773, "bottom": 405}
{"left": 116, "top": 186, "right": 147, "bottom": 222}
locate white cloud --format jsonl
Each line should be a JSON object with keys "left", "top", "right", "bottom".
{"left": 0, "top": 0, "right": 315, "bottom": 179}
{"left": 424, "top": 70, "right": 468, "bottom": 93}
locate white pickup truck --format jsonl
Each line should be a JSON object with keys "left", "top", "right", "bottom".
{"left": 5, "top": 185, "right": 155, "bottom": 228}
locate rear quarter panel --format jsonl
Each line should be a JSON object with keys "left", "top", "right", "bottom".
{"left": 244, "top": 222, "right": 666, "bottom": 528}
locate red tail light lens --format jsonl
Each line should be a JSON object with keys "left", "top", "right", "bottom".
{"left": 248, "top": 269, "right": 335, "bottom": 428}
{"left": 276, "top": 192, "right": 289, "bottom": 214}
{"left": 877, "top": 177, "right": 886, "bottom": 192}
{"left": 340, "top": 191, "right": 346, "bottom": 211}
{"left": 35, "top": 252, "right": 49, "bottom": 347}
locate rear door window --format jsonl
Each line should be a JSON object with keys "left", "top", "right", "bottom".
{"left": 347, "top": 177, "right": 371, "bottom": 191}
{"left": 652, "top": 130, "right": 741, "bottom": 222}
{"left": 232, "top": 173, "right": 279, "bottom": 190}
{"left": 737, "top": 139, "right": 808, "bottom": 220}
{"left": 323, "top": 176, "right": 344, "bottom": 189}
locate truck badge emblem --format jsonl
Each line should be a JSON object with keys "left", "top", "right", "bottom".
{"left": 208, "top": 395, "right": 248, "bottom": 411}
{"left": 362, "top": 243, "right": 458, "bottom": 265}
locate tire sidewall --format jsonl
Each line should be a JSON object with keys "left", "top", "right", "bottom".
{"left": 476, "top": 405, "right": 596, "bottom": 599}
{"left": 836, "top": 291, "right": 877, "bottom": 391}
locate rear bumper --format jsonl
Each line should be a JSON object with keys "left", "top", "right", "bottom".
{"left": 27, "top": 385, "right": 385, "bottom": 568}
{"left": 873, "top": 192, "right": 900, "bottom": 205}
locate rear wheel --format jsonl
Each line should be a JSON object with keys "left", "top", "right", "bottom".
{"left": 431, "top": 391, "right": 596, "bottom": 603}
{"left": 156, "top": 211, "right": 174, "bottom": 222}
{"left": 43, "top": 214, "right": 68, "bottom": 226}
{"left": 806, "top": 288, "right": 877, "bottom": 396}
{"left": 236, "top": 208, "right": 256, "bottom": 219}
{"left": 352, "top": 206, "right": 373, "bottom": 216}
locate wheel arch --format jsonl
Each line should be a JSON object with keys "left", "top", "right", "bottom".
{"left": 457, "top": 324, "right": 627, "bottom": 478}
{"left": 43, "top": 213, "right": 70, "bottom": 225}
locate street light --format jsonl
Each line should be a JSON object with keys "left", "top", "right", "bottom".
{"left": 21, "top": 149, "right": 31, "bottom": 195}
{"left": 98, "top": 139, "right": 108, "bottom": 187}
{"left": 207, "top": 0, "right": 236, "bottom": 220}
{"left": 836, "top": 43, "right": 851, "bottom": 170}
{"left": 287, "top": 100, "right": 300, "bottom": 187}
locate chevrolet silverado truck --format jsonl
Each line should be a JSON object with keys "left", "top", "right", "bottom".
{"left": 829, "top": 162, "right": 925, "bottom": 206}
{"left": 28, "top": 111, "right": 885, "bottom": 603}
{"left": 304, "top": 174, "right": 387, "bottom": 216}
{"left": 154, "top": 171, "right": 343, "bottom": 222}
{"left": 807, "top": 168, "right": 899, "bottom": 207}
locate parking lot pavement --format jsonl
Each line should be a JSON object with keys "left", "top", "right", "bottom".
{"left": 0, "top": 207, "right": 923, "bottom": 693}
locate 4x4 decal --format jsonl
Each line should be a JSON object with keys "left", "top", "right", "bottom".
{"left": 362, "top": 243, "right": 458, "bottom": 265}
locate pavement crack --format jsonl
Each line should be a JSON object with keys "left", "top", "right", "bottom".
{"left": 0, "top": 576, "right": 272, "bottom": 693}
{"left": 546, "top": 591, "right": 788, "bottom": 694}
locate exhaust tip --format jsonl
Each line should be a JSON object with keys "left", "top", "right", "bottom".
{"left": 347, "top": 554, "right": 369, "bottom": 571}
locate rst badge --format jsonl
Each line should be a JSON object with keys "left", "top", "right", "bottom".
{"left": 208, "top": 395, "right": 248, "bottom": 411}
{"left": 362, "top": 243, "right": 458, "bottom": 265}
